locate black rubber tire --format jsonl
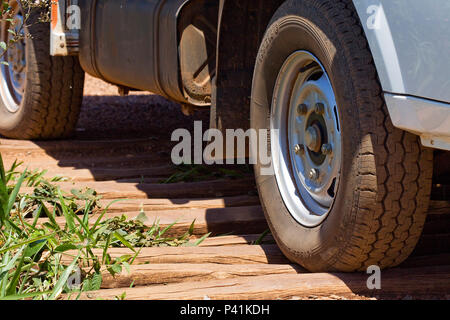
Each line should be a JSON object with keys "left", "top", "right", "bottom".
{"left": 0, "top": 5, "right": 84, "bottom": 140}
{"left": 250, "top": 0, "right": 434, "bottom": 272}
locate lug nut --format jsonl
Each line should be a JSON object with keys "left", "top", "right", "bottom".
{"left": 315, "top": 102, "right": 325, "bottom": 115}
{"left": 297, "top": 103, "right": 308, "bottom": 115}
{"left": 294, "top": 144, "right": 305, "bottom": 155}
{"left": 321, "top": 143, "right": 333, "bottom": 155}
{"left": 308, "top": 168, "right": 319, "bottom": 180}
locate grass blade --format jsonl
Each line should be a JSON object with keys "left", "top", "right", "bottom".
{"left": 0, "top": 233, "right": 55, "bottom": 255}
{"left": 253, "top": 229, "right": 271, "bottom": 245}
{"left": 4, "top": 170, "right": 26, "bottom": 217}
{"left": 92, "top": 199, "right": 125, "bottom": 231}
{"left": 0, "top": 153, "right": 5, "bottom": 185}
{"left": 57, "top": 190, "right": 75, "bottom": 232}
{"left": 194, "top": 232, "right": 211, "bottom": 246}
{"left": 0, "top": 291, "right": 52, "bottom": 300}
{"left": 113, "top": 231, "right": 136, "bottom": 253}
{"left": 6, "top": 247, "right": 26, "bottom": 296}
{"left": 49, "top": 254, "right": 80, "bottom": 300}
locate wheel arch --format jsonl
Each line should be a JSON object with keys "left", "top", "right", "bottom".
{"left": 210, "top": 0, "right": 285, "bottom": 135}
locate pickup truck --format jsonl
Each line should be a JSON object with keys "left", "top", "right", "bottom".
{"left": 0, "top": 0, "right": 449, "bottom": 272}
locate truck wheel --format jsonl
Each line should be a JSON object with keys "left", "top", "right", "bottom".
{"left": 250, "top": 0, "right": 433, "bottom": 272}
{"left": 0, "top": 2, "right": 84, "bottom": 139}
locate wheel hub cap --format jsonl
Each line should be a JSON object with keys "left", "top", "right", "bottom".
{"left": 304, "top": 125, "right": 322, "bottom": 153}
{"left": 271, "top": 51, "right": 342, "bottom": 227}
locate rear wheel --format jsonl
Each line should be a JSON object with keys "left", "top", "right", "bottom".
{"left": 0, "top": 1, "right": 84, "bottom": 139}
{"left": 250, "top": 0, "right": 433, "bottom": 272}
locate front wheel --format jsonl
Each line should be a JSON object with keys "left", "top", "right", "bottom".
{"left": 250, "top": 0, "right": 433, "bottom": 272}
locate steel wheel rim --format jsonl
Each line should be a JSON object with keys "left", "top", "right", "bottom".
{"left": 0, "top": 3, "right": 26, "bottom": 113}
{"left": 271, "top": 51, "right": 342, "bottom": 227}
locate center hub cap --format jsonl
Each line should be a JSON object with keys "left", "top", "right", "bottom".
{"left": 305, "top": 125, "right": 322, "bottom": 153}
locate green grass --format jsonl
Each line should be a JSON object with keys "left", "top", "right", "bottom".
{"left": 0, "top": 154, "right": 208, "bottom": 300}
{"left": 252, "top": 229, "right": 273, "bottom": 245}
{"left": 161, "top": 164, "right": 252, "bottom": 184}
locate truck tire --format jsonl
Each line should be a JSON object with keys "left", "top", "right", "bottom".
{"left": 0, "top": 2, "right": 84, "bottom": 139}
{"left": 250, "top": 0, "right": 433, "bottom": 272}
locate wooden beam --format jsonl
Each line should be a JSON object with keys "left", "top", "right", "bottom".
{"left": 19, "top": 166, "right": 175, "bottom": 182}
{"left": 194, "top": 234, "right": 274, "bottom": 247}
{"left": 100, "top": 195, "right": 260, "bottom": 212}
{"left": 22, "top": 177, "right": 256, "bottom": 199}
{"left": 63, "top": 244, "right": 288, "bottom": 265}
{"left": 99, "top": 263, "right": 304, "bottom": 289}
{"left": 428, "top": 200, "right": 450, "bottom": 215}
{"left": 73, "top": 266, "right": 450, "bottom": 300}
{"left": 0, "top": 137, "right": 155, "bottom": 153}
{"left": 35, "top": 206, "right": 267, "bottom": 237}
{"left": 400, "top": 253, "right": 450, "bottom": 268}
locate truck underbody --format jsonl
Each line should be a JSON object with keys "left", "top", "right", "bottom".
{"left": 53, "top": 0, "right": 285, "bottom": 135}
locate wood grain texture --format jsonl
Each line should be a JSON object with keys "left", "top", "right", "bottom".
{"left": 74, "top": 266, "right": 450, "bottom": 300}
{"left": 63, "top": 244, "right": 288, "bottom": 265}
{"left": 35, "top": 206, "right": 267, "bottom": 237}
{"left": 22, "top": 178, "right": 256, "bottom": 199}
{"left": 193, "top": 234, "right": 275, "bottom": 247}
{"left": 428, "top": 201, "right": 450, "bottom": 215}
{"left": 99, "top": 263, "right": 304, "bottom": 289}
{"left": 26, "top": 166, "right": 175, "bottom": 181}
{"left": 100, "top": 195, "right": 260, "bottom": 212}
{"left": 0, "top": 137, "right": 155, "bottom": 153}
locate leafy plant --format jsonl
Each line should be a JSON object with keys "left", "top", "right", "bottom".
{"left": 0, "top": 154, "right": 209, "bottom": 299}
{"left": 0, "top": 1, "right": 51, "bottom": 64}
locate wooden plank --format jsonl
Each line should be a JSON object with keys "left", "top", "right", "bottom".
{"left": 431, "top": 185, "right": 450, "bottom": 201}
{"left": 22, "top": 178, "right": 256, "bottom": 199}
{"left": 400, "top": 253, "right": 450, "bottom": 268}
{"left": 63, "top": 244, "right": 288, "bottom": 265}
{"left": 193, "top": 234, "right": 275, "bottom": 247}
{"left": 0, "top": 137, "right": 156, "bottom": 153}
{"left": 1, "top": 153, "right": 168, "bottom": 169}
{"left": 74, "top": 266, "right": 450, "bottom": 300}
{"left": 99, "top": 263, "right": 304, "bottom": 289}
{"left": 428, "top": 200, "right": 450, "bottom": 215}
{"left": 414, "top": 233, "right": 450, "bottom": 256}
{"left": 36, "top": 206, "right": 267, "bottom": 237}
{"left": 30, "top": 196, "right": 261, "bottom": 221}
{"left": 434, "top": 152, "right": 450, "bottom": 181}
{"left": 101, "top": 195, "right": 260, "bottom": 212}
{"left": 31, "top": 166, "right": 175, "bottom": 182}
{"left": 423, "top": 215, "right": 450, "bottom": 234}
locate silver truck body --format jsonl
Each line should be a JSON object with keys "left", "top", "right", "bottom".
{"left": 353, "top": 0, "right": 450, "bottom": 150}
